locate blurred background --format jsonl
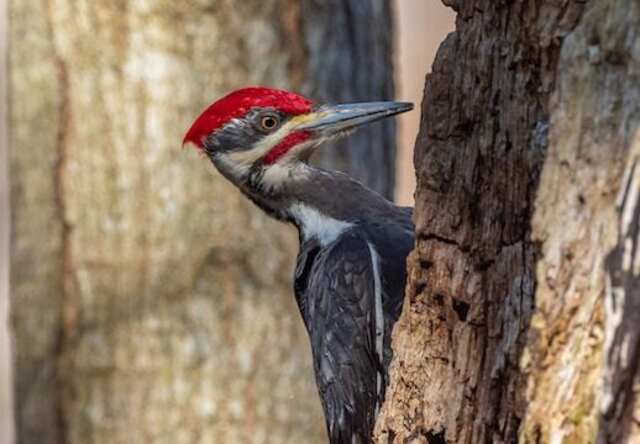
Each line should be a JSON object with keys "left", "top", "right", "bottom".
{"left": 0, "top": 1, "right": 453, "bottom": 443}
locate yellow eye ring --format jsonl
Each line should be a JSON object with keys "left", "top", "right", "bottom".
{"left": 260, "top": 115, "right": 279, "bottom": 131}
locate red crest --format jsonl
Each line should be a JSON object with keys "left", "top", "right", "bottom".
{"left": 183, "top": 87, "right": 313, "bottom": 148}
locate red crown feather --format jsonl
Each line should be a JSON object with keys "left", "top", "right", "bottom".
{"left": 183, "top": 87, "right": 313, "bottom": 149}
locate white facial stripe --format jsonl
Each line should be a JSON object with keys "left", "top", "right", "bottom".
{"left": 224, "top": 118, "right": 303, "bottom": 167}
{"left": 259, "top": 162, "right": 313, "bottom": 192}
{"left": 214, "top": 153, "right": 251, "bottom": 180}
{"left": 259, "top": 163, "right": 296, "bottom": 193}
{"left": 213, "top": 113, "right": 335, "bottom": 188}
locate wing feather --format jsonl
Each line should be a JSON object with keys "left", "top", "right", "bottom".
{"left": 305, "top": 231, "right": 381, "bottom": 444}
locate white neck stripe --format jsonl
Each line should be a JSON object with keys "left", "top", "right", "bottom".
{"left": 288, "top": 203, "right": 353, "bottom": 246}
{"left": 367, "top": 242, "right": 384, "bottom": 415}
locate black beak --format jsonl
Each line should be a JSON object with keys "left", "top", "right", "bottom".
{"left": 296, "top": 101, "right": 413, "bottom": 135}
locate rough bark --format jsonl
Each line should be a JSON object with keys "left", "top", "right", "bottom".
{"left": 521, "top": 1, "right": 640, "bottom": 442}
{"left": 376, "top": 1, "right": 585, "bottom": 443}
{"left": 9, "top": 1, "right": 395, "bottom": 444}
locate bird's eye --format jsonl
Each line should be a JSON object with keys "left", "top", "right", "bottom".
{"left": 260, "top": 115, "right": 280, "bottom": 131}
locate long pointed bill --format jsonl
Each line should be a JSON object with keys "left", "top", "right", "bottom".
{"left": 294, "top": 101, "right": 413, "bottom": 136}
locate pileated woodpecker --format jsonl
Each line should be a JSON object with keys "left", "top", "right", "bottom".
{"left": 184, "top": 87, "right": 414, "bottom": 443}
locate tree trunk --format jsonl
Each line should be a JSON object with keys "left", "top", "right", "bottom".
{"left": 0, "top": 0, "right": 14, "bottom": 441}
{"left": 9, "top": 1, "right": 396, "bottom": 444}
{"left": 375, "top": 1, "right": 585, "bottom": 443}
{"left": 521, "top": 1, "right": 640, "bottom": 442}
{"left": 378, "top": 1, "right": 640, "bottom": 443}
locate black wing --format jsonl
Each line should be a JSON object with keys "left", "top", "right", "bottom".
{"left": 304, "top": 230, "right": 381, "bottom": 444}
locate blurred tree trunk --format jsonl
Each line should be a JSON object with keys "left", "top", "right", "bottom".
{"left": 377, "top": 0, "right": 640, "bottom": 443}
{"left": 0, "top": 0, "right": 14, "bottom": 442}
{"left": 9, "top": 1, "right": 396, "bottom": 444}
{"left": 301, "top": 0, "right": 396, "bottom": 199}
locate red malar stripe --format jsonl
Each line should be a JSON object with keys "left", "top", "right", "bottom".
{"left": 263, "top": 131, "right": 311, "bottom": 165}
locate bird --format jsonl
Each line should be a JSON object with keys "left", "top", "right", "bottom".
{"left": 183, "top": 87, "right": 415, "bottom": 443}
